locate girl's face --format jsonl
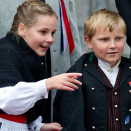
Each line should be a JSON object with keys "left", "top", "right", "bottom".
{"left": 21, "top": 15, "right": 57, "bottom": 56}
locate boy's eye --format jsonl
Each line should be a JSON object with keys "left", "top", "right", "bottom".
{"left": 100, "top": 38, "right": 108, "bottom": 41}
{"left": 116, "top": 37, "right": 122, "bottom": 40}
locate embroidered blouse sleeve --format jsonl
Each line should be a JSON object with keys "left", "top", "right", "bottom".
{"left": 0, "top": 80, "right": 48, "bottom": 115}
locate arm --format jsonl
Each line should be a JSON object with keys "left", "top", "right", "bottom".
{"left": 0, "top": 80, "right": 48, "bottom": 115}
{"left": 28, "top": 116, "right": 63, "bottom": 131}
{"left": 0, "top": 47, "right": 82, "bottom": 115}
{"left": 115, "top": 0, "right": 131, "bottom": 46}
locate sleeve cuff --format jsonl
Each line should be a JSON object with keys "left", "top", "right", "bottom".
{"left": 33, "top": 79, "right": 48, "bottom": 100}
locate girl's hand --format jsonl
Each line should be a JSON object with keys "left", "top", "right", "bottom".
{"left": 40, "top": 122, "right": 62, "bottom": 131}
{"left": 46, "top": 73, "right": 82, "bottom": 91}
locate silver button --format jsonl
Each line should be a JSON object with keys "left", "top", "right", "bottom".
{"left": 41, "top": 96, "right": 44, "bottom": 99}
{"left": 115, "top": 118, "right": 119, "bottom": 121}
{"left": 92, "top": 126, "right": 95, "bottom": 129}
{"left": 114, "top": 92, "right": 117, "bottom": 95}
{"left": 130, "top": 128, "right": 131, "bottom": 131}
{"left": 115, "top": 105, "right": 118, "bottom": 108}
{"left": 41, "top": 62, "right": 44, "bottom": 65}
{"left": 129, "top": 109, "right": 131, "bottom": 112}
{"left": 107, "top": 68, "right": 110, "bottom": 71}
{"left": 91, "top": 88, "right": 95, "bottom": 91}
{"left": 129, "top": 67, "right": 131, "bottom": 69}
{"left": 92, "top": 107, "right": 95, "bottom": 110}
{"left": 85, "top": 64, "right": 87, "bottom": 67}
{"left": 110, "top": 69, "right": 113, "bottom": 73}
{"left": 129, "top": 90, "right": 131, "bottom": 93}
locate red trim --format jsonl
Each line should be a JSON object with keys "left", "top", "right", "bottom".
{"left": 0, "top": 114, "right": 27, "bottom": 123}
{"left": 60, "top": 0, "right": 75, "bottom": 54}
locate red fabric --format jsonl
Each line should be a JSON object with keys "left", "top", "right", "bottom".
{"left": 93, "top": 56, "right": 122, "bottom": 131}
{"left": 129, "top": 81, "right": 131, "bottom": 86}
{"left": 60, "top": 0, "right": 75, "bottom": 54}
{"left": 0, "top": 114, "right": 27, "bottom": 123}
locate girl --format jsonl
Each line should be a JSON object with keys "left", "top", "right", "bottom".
{"left": 0, "top": 0, "right": 82, "bottom": 131}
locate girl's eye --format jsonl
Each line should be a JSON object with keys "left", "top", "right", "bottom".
{"left": 52, "top": 31, "right": 56, "bottom": 35}
{"left": 41, "top": 31, "right": 46, "bottom": 34}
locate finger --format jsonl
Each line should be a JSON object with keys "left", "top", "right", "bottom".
{"left": 60, "top": 86, "right": 75, "bottom": 91}
{"left": 65, "top": 73, "right": 82, "bottom": 77}
{"left": 51, "top": 122, "right": 61, "bottom": 127}
{"left": 60, "top": 80, "right": 80, "bottom": 90}
{"left": 70, "top": 76, "right": 77, "bottom": 79}
{"left": 66, "top": 77, "right": 82, "bottom": 86}
{"left": 50, "top": 125, "right": 63, "bottom": 131}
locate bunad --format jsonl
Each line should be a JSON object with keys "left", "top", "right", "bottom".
{"left": 0, "top": 33, "right": 48, "bottom": 131}
{"left": 54, "top": 53, "right": 131, "bottom": 131}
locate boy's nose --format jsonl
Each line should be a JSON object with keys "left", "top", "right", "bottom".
{"left": 109, "top": 41, "right": 116, "bottom": 48}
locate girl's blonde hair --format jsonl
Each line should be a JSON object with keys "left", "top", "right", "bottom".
{"left": 84, "top": 9, "right": 127, "bottom": 40}
{"left": 10, "top": 0, "right": 58, "bottom": 38}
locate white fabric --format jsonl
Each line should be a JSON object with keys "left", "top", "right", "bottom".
{"left": 98, "top": 58, "right": 121, "bottom": 87}
{"left": 0, "top": 117, "right": 28, "bottom": 131}
{"left": 28, "top": 116, "right": 45, "bottom": 131}
{"left": 59, "top": 0, "right": 68, "bottom": 54}
{"left": 0, "top": 79, "right": 48, "bottom": 115}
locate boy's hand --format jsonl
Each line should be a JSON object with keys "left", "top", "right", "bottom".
{"left": 46, "top": 73, "right": 82, "bottom": 91}
{"left": 40, "top": 123, "right": 62, "bottom": 131}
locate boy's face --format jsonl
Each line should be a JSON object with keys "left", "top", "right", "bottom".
{"left": 84, "top": 25, "right": 126, "bottom": 68}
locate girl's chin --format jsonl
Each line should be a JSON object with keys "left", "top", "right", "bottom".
{"left": 37, "top": 52, "right": 46, "bottom": 57}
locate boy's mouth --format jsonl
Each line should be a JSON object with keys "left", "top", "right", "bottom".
{"left": 109, "top": 52, "right": 117, "bottom": 53}
{"left": 107, "top": 52, "right": 118, "bottom": 55}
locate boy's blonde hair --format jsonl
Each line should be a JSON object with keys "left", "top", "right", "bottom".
{"left": 10, "top": 0, "right": 58, "bottom": 38}
{"left": 84, "top": 9, "right": 127, "bottom": 40}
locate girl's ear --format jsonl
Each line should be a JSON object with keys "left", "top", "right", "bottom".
{"left": 84, "top": 36, "right": 92, "bottom": 49}
{"left": 18, "top": 23, "right": 26, "bottom": 37}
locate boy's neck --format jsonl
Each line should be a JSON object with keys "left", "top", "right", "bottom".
{"left": 98, "top": 57, "right": 121, "bottom": 69}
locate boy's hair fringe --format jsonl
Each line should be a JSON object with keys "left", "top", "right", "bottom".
{"left": 84, "top": 8, "right": 127, "bottom": 40}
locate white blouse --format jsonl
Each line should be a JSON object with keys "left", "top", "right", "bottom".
{"left": 0, "top": 79, "right": 48, "bottom": 130}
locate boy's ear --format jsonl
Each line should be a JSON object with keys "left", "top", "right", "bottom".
{"left": 18, "top": 23, "right": 26, "bottom": 37}
{"left": 84, "top": 36, "right": 92, "bottom": 49}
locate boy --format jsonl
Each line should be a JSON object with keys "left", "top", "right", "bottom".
{"left": 53, "top": 9, "right": 131, "bottom": 131}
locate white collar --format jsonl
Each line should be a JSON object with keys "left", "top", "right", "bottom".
{"left": 98, "top": 57, "right": 121, "bottom": 71}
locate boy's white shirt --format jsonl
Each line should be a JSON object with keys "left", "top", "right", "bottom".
{"left": 0, "top": 79, "right": 48, "bottom": 131}
{"left": 98, "top": 58, "right": 121, "bottom": 87}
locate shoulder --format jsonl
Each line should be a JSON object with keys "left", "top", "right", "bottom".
{"left": 75, "top": 53, "right": 91, "bottom": 65}
{"left": 67, "top": 53, "right": 91, "bottom": 73}
{"left": 122, "top": 57, "right": 131, "bottom": 64}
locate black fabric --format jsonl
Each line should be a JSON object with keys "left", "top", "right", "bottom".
{"left": 115, "top": 0, "right": 131, "bottom": 58}
{"left": 93, "top": 56, "right": 122, "bottom": 131}
{"left": 53, "top": 52, "right": 131, "bottom": 131}
{"left": 40, "top": 50, "right": 51, "bottom": 123}
{"left": 40, "top": 0, "right": 52, "bottom": 123}
{"left": 0, "top": 32, "right": 47, "bottom": 123}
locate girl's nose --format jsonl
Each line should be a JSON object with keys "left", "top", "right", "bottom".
{"left": 47, "top": 34, "right": 54, "bottom": 43}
